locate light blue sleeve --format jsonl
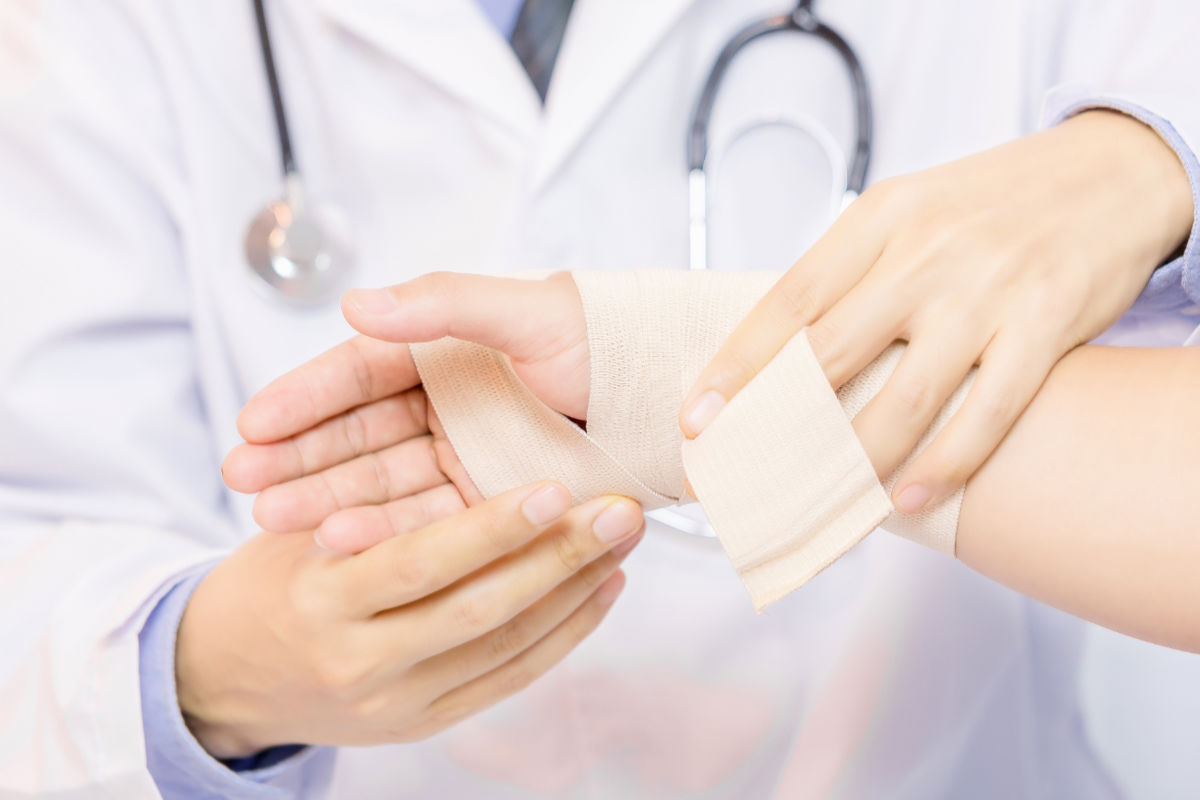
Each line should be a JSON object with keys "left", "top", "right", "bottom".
{"left": 1032, "top": 1, "right": 1200, "bottom": 317}
{"left": 139, "top": 567, "right": 335, "bottom": 799}
{"left": 1043, "top": 97, "right": 1200, "bottom": 315}
{"left": 475, "top": 0, "right": 525, "bottom": 38}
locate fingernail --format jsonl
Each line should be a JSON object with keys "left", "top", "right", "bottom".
{"left": 894, "top": 484, "right": 932, "bottom": 514}
{"left": 521, "top": 484, "right": 571, "bottom": 525}
{"left": 313, "top": 529, "right": 331, "bottom": 550}
{"left": 681, "top": 390, "right": 727, "bottom": 436}
{"left": 593, "top": 500, "right": 642, "bottom": 544}
{"left": 345, "top": 288, "right": 397, "bottom": 315}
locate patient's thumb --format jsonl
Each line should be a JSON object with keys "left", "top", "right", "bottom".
{"left": 341, "top": 271, "right": 558, "bottom": 361}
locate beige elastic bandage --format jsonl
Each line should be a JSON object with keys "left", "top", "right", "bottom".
{"left": 413, "top": 271, "right": 974, "bottom": 610}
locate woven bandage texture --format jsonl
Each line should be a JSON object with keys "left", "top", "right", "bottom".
{"left": 412, "top": 271, "right": 972, "bottom": 610}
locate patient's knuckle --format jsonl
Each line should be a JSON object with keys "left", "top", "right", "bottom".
{"left": 719, "top": 347, "right": 763, "bottom": 388}
{"left": 890, "top": 373, "right": 936, "bottom": 420}
{"left": 805, "top": 318, "right": 843, "bottom": 364}
{"left": 939, "top": 454, "right": 975, "bottom": 488}
{"left": 862, "top": 176, "right": 917, "bottom": 219}
{"left": 1020, "top": 277, "right": 1064, "bottom": 320}
{"left": 774, "top": 278, "right": 822, "bottom": 325}
{"left": 859, "top": 178, "right": 895, "bottom": 210}
{"left": 976, "top": 386, "right": 1020, "bottom": 428}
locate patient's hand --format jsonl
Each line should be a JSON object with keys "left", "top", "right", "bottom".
{"left": 226, "top": 273, "right": 592, "bottom": 551}
{"left": 343, "top": 271, "right": 591, "bottom": 420}
{"left": 682, "top": 111, "right": 1194, "bottom": 515}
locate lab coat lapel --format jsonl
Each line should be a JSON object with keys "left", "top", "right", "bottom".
{"left": 530, "top": 0, "right": 700, "bottom": 191}
{"left": 312, "top": 0, "right": 541, "bottom": 138}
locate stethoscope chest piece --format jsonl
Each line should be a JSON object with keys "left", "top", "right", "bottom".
{"left": 244, "top": 175, "right": 353, "bottom": 306}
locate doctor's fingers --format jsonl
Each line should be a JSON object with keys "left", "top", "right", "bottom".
{"left": 224, "top": 389, "right": 430, "bottom": 494}
{"left": 342, "top": 271, "right": 579, "bottom": 363}
{"left": 346, "top": 495, "right": 643, "bottom": 653}
{"left": 849, "top": 321, "right": 988, "bottom": 481}
{"left": 316, "top": 484, "right": 467, "bottom": 554}
{"left": 410, "top": 535, "right": 637, "bottom": 701}
{"left": 680, "top": 190, "right": 891, "bottom": 438}
{"left": 253, "top": 435, "right": 448, "bottom": 533}
{"left": 327, "top": 482, "right": 571, "bottom": 616}
{"left": 409, "top": 570, "right": 625, "bottom": 742}
{"left": 331, "top": 483, "right": 626, "bottom": 614}
{"left": 238, "top": 335, "right": 421, "bottom": 444}
{"left": 890, "top": 325, "right": 1063, "bottom": 514}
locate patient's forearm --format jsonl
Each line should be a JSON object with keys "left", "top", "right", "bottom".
{"left": 957, "top": 345, "right": 1200, "bottom": 651}
{"left": 407, "top": 269, "right": 1198, "bottom": 644}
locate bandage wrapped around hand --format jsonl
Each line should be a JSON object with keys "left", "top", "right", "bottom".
{"left": 413, "top": 271, "right": 974, "bottom": 610}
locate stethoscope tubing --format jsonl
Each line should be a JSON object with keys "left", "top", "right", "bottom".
{"left": 253, "top": 0, "right": 297, "bottom": 178}
{"left": 687, "top": 3, "right": 873, "bottom": 195}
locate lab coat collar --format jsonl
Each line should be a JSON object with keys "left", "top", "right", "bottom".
{"left": 531, "top": 0, "right": 699, "bottom": 190}
{"left": 312, "top": 0, "right": 543, "bottom": 138}
{"left": 314, "top": 0, "right": 699, "bottom": 194}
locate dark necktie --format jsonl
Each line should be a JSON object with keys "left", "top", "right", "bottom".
{"left": 509, "top": 0, "right": 577, "bottom": 102}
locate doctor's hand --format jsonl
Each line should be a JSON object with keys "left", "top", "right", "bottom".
{"left": 226, "top": 295, "right": 587, "bottom": 552}
{"left": 225, "top": 336, "right": 484, "bottom": 553}
{"left": 176, "top": 482, "right": 643, "bottom": 758}
{"left": 682, "top": 109, "right": 1194, "bottom": 514}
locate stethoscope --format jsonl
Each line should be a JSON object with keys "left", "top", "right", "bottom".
{"left": 661, "top": 0, "right": 875, "bottom": 540}
{"left": 686, "top": 0, "right": 872, "bottom": 272}
{"left": 245, "top": 0, "right": 873, "bottom": 541}
{"left": 243, "top": 0, "right": 352, "bottom": 306}
{"left": 245, "top": 0, "right": 871, "bottom": 308}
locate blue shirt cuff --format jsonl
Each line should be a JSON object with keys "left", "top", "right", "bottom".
{"left": 1043, "top": 96, "right": 1200, "bottom": 314}
{"left": 138, "top": 565, "right": 330, "bottom": 799}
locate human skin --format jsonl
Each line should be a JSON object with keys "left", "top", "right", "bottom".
{"left": 682, "top": 110, "right": 1194, "bottom": 515}
{"left": 178, "top": 338, "right": 647, "bottom": 758}
{"left": 209, "top": 111, "right": 1199, "bottom": 754}
{"left": 240, "top": 269, "right": 1200, "bottom": 653}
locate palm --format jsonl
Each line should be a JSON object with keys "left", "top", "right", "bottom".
{"left": 228, "top": 272, "right": 594, "bottom": 552}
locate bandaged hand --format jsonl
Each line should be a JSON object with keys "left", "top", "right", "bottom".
{"left": 337, "top": 270, "right": 969, "bottom": 607}
{"left": 683, "top": 110, "right": 1195, "bottom": 515}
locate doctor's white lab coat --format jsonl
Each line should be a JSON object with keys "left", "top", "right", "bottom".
{"left": 2, "top": 1, "right": 1199, "bottom": 798}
